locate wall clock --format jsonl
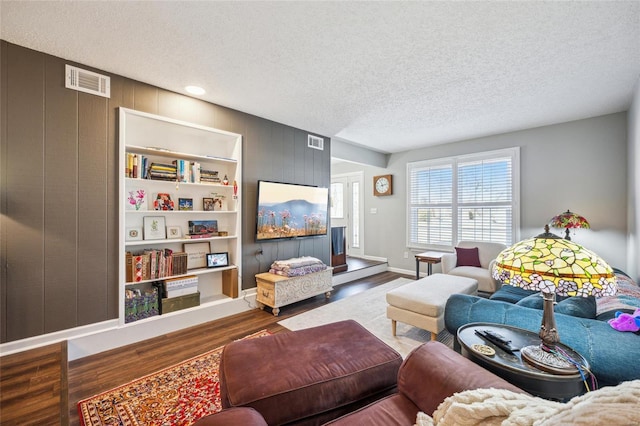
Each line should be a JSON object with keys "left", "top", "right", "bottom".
{"left": 373, "top": 174, "right": 393, "bottom": 196}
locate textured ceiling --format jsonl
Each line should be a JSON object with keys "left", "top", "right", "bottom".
{"left": 1, "top": 1, "right": 639, "bottom": 154}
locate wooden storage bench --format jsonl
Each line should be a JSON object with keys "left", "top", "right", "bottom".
{"left": 255, "top": 268, "right": 333, "bottom": 316}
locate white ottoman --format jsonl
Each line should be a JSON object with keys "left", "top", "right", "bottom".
{"left": 386, "top": 273, "right": 478, "bottom": 341}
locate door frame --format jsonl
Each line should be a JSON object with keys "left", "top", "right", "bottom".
{"left": 331, "top": 171, "right": 364, "bottom": 258}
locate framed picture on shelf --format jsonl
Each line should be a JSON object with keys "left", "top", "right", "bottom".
{"left": 184, "top": 242, "right": 211, "bottom": 269}
{"left": 188, "top": 220, "right": 218, "bottom": 236}
{"left": 178, "top": 198, "right": 193, "bottom": 211}
{"left": 167, "top": 226, "right": 182, "bottom": 239}
{"left": 153, "top": 193, "right": 175, "bottom": 211}
{"left": 143, "top": 216, "right": 166, "bottom": 240}
{"left": 203, "top": 197, "right": 215, "bottom": 211}
{"left": 126, "top": 226, "right": 143, "bottom": 241}
{"left": 126, "top": 189, "right": 147, "bottom": 211}
{"left": 206, "top": 252, "right": 229, "bottom": 268}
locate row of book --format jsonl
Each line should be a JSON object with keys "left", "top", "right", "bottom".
{"left": 155, "top": 275, "right": 199, "bottom": 298}
{"left": 125, "top": 153, "right": 223, "bottom": 184}
{"left": 125, "top": 249, "right": 188, "bottom": 283}
{"left": 125, "top": 153, "right": 152, "bottom": 179}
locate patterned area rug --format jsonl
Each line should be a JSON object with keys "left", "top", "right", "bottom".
{"left": 278, "top": 278, "right": 453, "bottom": 357}
{"left": 77, "top": 330, "right": 270, "bottom": 426}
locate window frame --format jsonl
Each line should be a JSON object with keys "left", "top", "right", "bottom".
{"left": 406, "top": 147, "right": 520, "bottom": 251}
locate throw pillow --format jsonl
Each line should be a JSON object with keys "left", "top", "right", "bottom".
{"left": 455, "top": 247, "right": 481, "bottom": 267}
{"left": 489, "top": 286, "right": 537, "bottom": 304}
{"left": 515, "top": 293, "right": 544, "bottom": 309}
{"left": 515, "top": 294, "right": 596, "bottom": 319}
{"left": 555, "top": 296, "right": 596, "bottom": 319}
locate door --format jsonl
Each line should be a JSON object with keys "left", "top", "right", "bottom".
{"left": 331, "top": 172, "right": 364, "bottom": 257}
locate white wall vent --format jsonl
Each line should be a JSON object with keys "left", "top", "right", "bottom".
{"left": 65, "top": 65, "right": 111, "bottom": 98}
{"left": 308, "top": 135, "right": 324, "bottom": 150}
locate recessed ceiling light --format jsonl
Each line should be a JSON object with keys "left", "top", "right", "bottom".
{"left": 185, "top": 86, "right": 206, "bottom": 96}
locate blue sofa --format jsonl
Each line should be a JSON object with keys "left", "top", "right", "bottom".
{"left": 444, "top": 272, "right": 640, "bottom": 387}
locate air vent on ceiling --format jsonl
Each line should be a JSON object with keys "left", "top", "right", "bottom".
{"left": 65, "top": 65, "right": 110, "bottom": 98}
{"left": 308, "top": 135, "right": 324, "bottom": 151}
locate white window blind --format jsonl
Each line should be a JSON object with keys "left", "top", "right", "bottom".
{"left": 407, "top": 148, "right": 519, "bottom": 250}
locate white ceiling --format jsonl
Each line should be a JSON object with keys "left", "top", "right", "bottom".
{"left": 1, "top": 1, "right": 639, "bottom": 154}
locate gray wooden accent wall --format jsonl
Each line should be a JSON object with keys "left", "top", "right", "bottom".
{"left": 0, "top": 41, "right": 330, "bottom": 343}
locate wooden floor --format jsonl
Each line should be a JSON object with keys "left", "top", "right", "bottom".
{"left": 68, "top": 270, "right": 409, "bottom": 425}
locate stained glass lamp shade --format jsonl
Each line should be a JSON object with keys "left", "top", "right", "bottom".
{"left": 550, "top": 210, "right": 590, "bottom": 241}
{"left": 492, "top": 225, "right": 616, "bottom": 373}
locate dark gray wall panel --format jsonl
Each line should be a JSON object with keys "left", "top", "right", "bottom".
{"left": 1, "top": 41, "right": 8, "bottom": 341}
{"left": 43, "top": 55, "right": 79, "bottom": 333}
{"left": 133, "top": 81, "right": 158, "bottom": 115}
{"left": 77, "top": 93, "right": 109, "bottom": 325}
{"left": 106, "top": 75, "right": 134, "bottom": 319}
{"left": 5, "top": 44, "right": 46, "bottom": 340}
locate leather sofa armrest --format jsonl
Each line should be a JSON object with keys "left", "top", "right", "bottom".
{"left": 441, "top": 253, "right": 457, "bottom": 274}
{"left": 194, "top": 407, "right": 268, "bottom": 426}
{"left": 397, "top": 341, "right": 525, "bottom": 416}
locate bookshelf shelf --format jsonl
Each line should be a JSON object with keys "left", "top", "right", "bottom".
{"left": 126, "top": 145, "right": 237, "bottom": 164}
{"left": 125, "top": 265, "right": 238, "bottom": 286}
{"left": 124, "top": 235, "right": 237, "bottom": 247}
{"left": 119, "top": 108, "right": 242, "bottom": 325}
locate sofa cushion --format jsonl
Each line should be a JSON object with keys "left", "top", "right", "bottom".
{"left": 555, "top": 296, "right": 596, "bottom": 318}
{"left": 219, "top": 320, "right": 402, "bottom": 425}
{"left": 455, "top": 247, "right": 481, "bottom": 267}
{"left": 490, "top": 285, "right": 536, "bottom": 303}
{"left": 514, "top": 294, "right": 596, "bottom": 319}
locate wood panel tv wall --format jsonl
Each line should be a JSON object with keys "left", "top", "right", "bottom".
{"left": 0, "top": 41, "right": 331, "bottom": 343}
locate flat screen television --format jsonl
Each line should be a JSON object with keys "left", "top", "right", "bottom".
{"left": 256, "top": 180, "right": 329, "bottom": 242}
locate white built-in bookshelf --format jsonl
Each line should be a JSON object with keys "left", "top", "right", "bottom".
{"left": 119, "top": 108, "right": 242, "bottom": 325}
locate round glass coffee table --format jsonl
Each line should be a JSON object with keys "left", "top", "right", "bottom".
{"left": 457, "top": 322, "right": 591, "bottom": 400}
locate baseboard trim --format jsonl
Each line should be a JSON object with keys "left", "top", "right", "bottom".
{"left": 1, "top": 295, "right": 258, "bottom": 361}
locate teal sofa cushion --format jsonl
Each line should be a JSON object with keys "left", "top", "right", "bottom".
{"left": 515, "top": 293, "right": 596, "bottom": 319}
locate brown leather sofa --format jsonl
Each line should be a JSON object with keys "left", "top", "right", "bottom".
{"left": 196, "top": 340, "right": 525, "bottom": 426}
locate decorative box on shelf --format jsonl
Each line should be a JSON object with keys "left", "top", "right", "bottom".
{"left": 255, "top": 268, "right": 333, "bottom": 316}
{"left": 160, "top": 292, "right": 200, "bottom": 314}
{"left": 125, "top": 288, "right": 159, "bottom": 324}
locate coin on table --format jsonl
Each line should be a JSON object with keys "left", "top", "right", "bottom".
{"left": 471, "top": 344, "right": 496, "bottom": 356}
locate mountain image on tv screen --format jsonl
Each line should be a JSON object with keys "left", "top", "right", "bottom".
{"left": 256, "top": 181, "right": 328, "bottom": 241}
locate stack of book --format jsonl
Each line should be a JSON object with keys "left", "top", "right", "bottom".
{"left": 190, "top": 161, "right": 201, "bottom": 183}
{"left": 200, "top": 168, "right": 220, "bottom": 184}
{"left": 148, "top": 163, "right": 177, "bottom": 181}
{"left": 125, "top": 250, "right": 188, "bottom": 283}
{"left": 125, "top": 153, "right": 149, "bottom": 179}
{"left": 161, "top": 275, "right": 199, "bottom": 298}
{"left": 173, "top": 159, "right": 195, "bottom": 183}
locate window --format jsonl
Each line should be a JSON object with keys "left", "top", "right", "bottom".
{"left": 407, "top": 147, "right": 519, "bottom": 249}
{"left": 330, "top": 182, "right": 344, "bottom": 219}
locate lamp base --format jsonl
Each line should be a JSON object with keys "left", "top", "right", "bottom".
{"left": 521, "top": 345, "right": 578, "bottom": 375}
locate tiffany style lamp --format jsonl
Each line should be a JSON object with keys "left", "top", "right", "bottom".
{"left": 550, "top": 210, "right": 590, "bottom": 241}
{"left": 492, "top": 225, "right": 616, "bottom": 373}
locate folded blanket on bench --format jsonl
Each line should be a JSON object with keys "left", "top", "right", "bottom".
{"left": 269, "top": 256, "right": 327, "bottom": 277}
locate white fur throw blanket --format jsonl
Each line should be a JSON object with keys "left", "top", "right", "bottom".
{"left": 415, "top": 380, "right": 640, "bottom": 426}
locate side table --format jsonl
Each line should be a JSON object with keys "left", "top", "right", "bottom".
{"left": 414, "top": 251, "right": 445, "bottom": 279}
{"left": 457, "top": 322, "right": 590, "bottom": 401}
